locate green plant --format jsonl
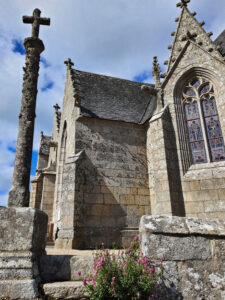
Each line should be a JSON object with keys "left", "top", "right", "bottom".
{"left": 80, "top": 236, "right": 163, "bottom": 300}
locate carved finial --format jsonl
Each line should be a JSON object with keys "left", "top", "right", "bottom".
{"left": 53, "top": 103, "right": 60, "bottom": 112}
{"left": 152, "top": 56, "right": 161, "bottom": 87}
{"left": 187, "top": 31, "right": 197, "bottom": 40}
{"left": 207, "top": 32, "right": 213, "bottom": 37}
{"left": 199, "top": 21, "right": 205, "bottom": 27}
{"left": 176, "top": 0, "right": 190, "bottom": 8}
{"left": 53, "top": 104, "right": 61, "bottom": 133}
{"left": 40, "top": 131, "right": 44, "bottom": 140}
{"left": 171, "top": 32, "right": 176, "bottom": 36}
{"left": 64, "top": 58, "right": 74, "bottom": 70}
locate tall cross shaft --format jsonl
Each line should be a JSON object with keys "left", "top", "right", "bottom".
{"left": 23, "top": 8, "right": 50, "bottom": 38}
{"left": 8, "top": 9, "right": 50, "bottom": 207}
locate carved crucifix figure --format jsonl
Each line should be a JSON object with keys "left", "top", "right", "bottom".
{"left": 8, "top": 9, "right": 50, "bottom": 207}
{"left": 23, "top": 8, "right": 50, "bottom": 38}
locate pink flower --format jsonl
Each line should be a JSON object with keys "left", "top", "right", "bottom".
{"left": 142, "top": 269, "right": 145, "bottom": 274}
{"left": 126, "top": 249, "right": 130, "bottom": 254}
{"left": 137, "top": 292, "right": 140, "bottom": 297}
{"left": 100, "top": 256, "right": 104, "bottom": 263}
{"left": 134, "top": 235, "right": 139, "bottom": 241}
{"left": 82, "top": 279, "right": 87, "bottom": 286}
{"left": 112, "top": 277, "right": 116, "bottom": 281}
{"left": 76, "top": 270, "right": 81, "bottom": 276}
{"left": 92, "top": 279, "right": 96, "bottom": 286}
{"left": 94, "top": 270, "right": 98, "bottom": 276}
{"left": 96, "top": 261, "right": 102, "bottom": 268}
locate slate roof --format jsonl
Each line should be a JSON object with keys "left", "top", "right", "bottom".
{"left": 214, "top": 30, "right": 225, "bottom": 57}
{"left": 71, "top": 69, "right": 156, "bottom": 125}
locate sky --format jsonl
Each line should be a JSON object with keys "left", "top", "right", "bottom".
{"left": 1, "top": 0, "right": 225, "bottom": 206}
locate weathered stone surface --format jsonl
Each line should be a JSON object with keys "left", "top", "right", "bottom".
{"left": 42, "top": 281, "right": 88, "bottom": 299}
{"left": 0, "top": 207, "right": 48, "bottom": 253}
{"left": 39, "top": 254, "right": 94, "bottom": 283}
{"left": 178, "top": 260, "right": 225, "bottom": 300}
{"left": 0, "top": 207, "right": 48, "bottom": 299}
{"left": 142, "top": 234, "right": 210, "bottom": 261}
{"left": 0, "top": 279, "right": 39, "bottom": 299}
{"left": 140, "top": 216, "right": 225, "bottom": 300}
{"left": 140, "top": 215, "right": 225, "bottom": 236}
{"left": 8, "top": 9, "right": 50, "bottom": 208}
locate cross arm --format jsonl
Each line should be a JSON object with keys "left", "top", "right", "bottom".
{"left": 22, "top": 16, "right": 50, "bottom": 26}
{"left": 40, "top": 18, "right": 50, "bottom": 26}
{"left": 23, "top": 16, "right": 34, "bottom": 24}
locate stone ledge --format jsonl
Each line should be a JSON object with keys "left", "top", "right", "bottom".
{"left": 42, "top": 281, "right": 88, "bottom": 299}
{"left": 0, "top": 279, "right": 39, "bottom": 299}
{"left": 140, "top": 215, "right": 225, "bottom": 299}
{"left": 0, "top": 207, "right": 48, "bottom": 253}
{"left": 140, "top": 215, "right": 225, "bottom": 236}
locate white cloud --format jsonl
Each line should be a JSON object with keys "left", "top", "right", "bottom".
{"left": 1, "top": 0, "right": 225, "bottom": 197}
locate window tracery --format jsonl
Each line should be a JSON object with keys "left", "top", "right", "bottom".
{"left": 183, "top": 78, "right": 225, "bottom": 164}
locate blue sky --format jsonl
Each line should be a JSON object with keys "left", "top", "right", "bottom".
{"left": 1, "top": 0, "right": 225, "bottom": 206}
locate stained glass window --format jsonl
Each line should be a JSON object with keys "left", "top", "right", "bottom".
{"left": 183, "top": 77, "right": 225, "bottom": 164}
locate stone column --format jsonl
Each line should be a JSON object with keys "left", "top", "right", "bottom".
{"left": 8, "top": 9, "right": 50, "bottom": 207}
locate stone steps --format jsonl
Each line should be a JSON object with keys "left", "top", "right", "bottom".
{"left": 42, "top": 281, "right": 88, "bottom": 299}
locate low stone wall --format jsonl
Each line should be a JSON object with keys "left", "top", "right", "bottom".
{"left": 140, "top": 215, "right": 225, "bottom": 300}
{"left": 0, "top": 207, "right": 48, "bottom": 299}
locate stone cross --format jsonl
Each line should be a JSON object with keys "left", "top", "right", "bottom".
{"left": 8, "top": 9, "right": 50, "bottom": 207}
{"left": 53, "top": 103, "right": 60, "bottom": 112}
{"left": 64, "top": 58, "right": 74, "bottom": 69}
{"left": 23, "top": 8, "right": 50, "bottom": 38}
{"left": 176, "top": 0, "right": 190, "bottom": 8}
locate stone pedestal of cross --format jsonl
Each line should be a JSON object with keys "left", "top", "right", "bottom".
{"left": 8, "top": 9, "right": 50, "bottom": 207}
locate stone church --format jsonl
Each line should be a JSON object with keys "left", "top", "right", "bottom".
{"left": 30, "top": 0, "right": 225, "bottom": 249}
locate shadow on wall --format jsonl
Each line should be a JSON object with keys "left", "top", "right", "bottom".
{"left": 73, "top": 118, "right": 149, "bottom": 249}
{"left": 76, "top": 155, "right": 129, "bottom": 249}
{"left": 163, "top": 107, "right": 186, "bottom": 217}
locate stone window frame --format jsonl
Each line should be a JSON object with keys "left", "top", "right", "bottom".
{"left": 182, "top": 77, "right": 225, "bottom": 165}
{"left": 174, "top": 67, "right": 225, "bottom": 174}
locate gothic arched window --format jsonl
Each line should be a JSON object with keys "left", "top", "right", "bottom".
{"left": 183, "top": 78, "right": 225, "bottom": 164}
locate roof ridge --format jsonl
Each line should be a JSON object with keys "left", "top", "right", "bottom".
{"left": 72, "top": 68, "right": 155, "bottom": 87}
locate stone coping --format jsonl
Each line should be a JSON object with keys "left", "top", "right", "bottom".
{"left": 139, "top": 215, "right": 225, "bottom": 236}
{"left": 46, "top": 248, "right": 120, "bottom": 256}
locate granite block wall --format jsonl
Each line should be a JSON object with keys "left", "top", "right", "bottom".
{"left": 140, "top": 215, "right": 225, "bottom": 300}
{"left": 161, "top": 31, "right": 225, "bottom": 220}
{"left": 72, "top": 117, "right": 150, "bottom": 248}
{"left": 41, "top": 173, "right": 55, "bottom": 222}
